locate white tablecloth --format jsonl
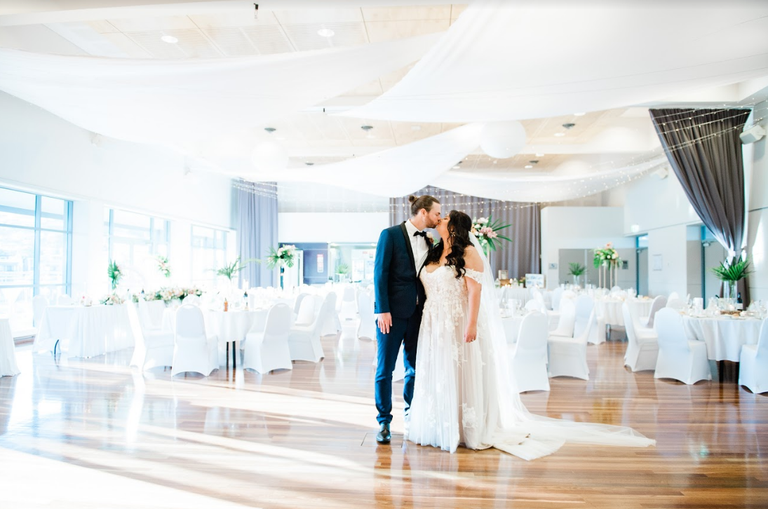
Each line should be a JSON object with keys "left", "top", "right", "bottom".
{"left": 35, "top": 305, "right": 135, "bottom": 358}
{"left": 0, "top": 318, "right": 20, "bottom": 376}
{"left": 595, "top": 298, "right": 653, "bottom": 327}
{"left": 682, "top": 315, "right": 762, "bottom": 362}
{"left": 163, "top": 307, "right": 271, "bottom": 344}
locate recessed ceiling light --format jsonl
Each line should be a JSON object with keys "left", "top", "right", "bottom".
{"left": 161, "top": 35, "right": 178, "bottom": 44}
{"left": 452, "top": 165, "right": 460, "bottom": 169}
{"left": 535, "top": 153, "right": 545, "bottom": 157}
{"left": 554, "top": 132, "right": 565, "bottom": 137}
{"left": 317, "top": 28, "right": 335, "bottom": 38}
{"left": 525, "top": 165, "right": 533, "bottom": 169}
{"left": 574, "top": 112, "right": 586, "bottom": 116}
{"left": 411, "top": 125, "right": 421, "bottom": 131}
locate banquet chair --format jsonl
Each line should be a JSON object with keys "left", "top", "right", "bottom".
{"left": 339, "top": 285, "right": 357, "bottom": 321}
{"left": 128, "top": 303, "right": 174, "bottom": 371}
{"left": 654, "top": 308, "right": 711, "bottom": 384}
{"left": 171, "top": 305, "right": 219, "bottom": 377}
{"left": 573, "top": 295, "right": 595, "bottom": 340}
{"left": 138, "top": 299, "right": 163, "bottom": 333}
{"left": 610, "top": 285, "right": 622, "bottom": 292}
{"left": 182, "top": 294, "right": 201, "bottom": 306}
{"left": 57, "top": 294, "right": 73, "bottom": 306}
{"left": 548, "top": 310, "right": 595, "bottom": 380}
{"left": 548, "top": 297, "right": 576, "bottom": 338}
{"left": 319, "top": 292, "right": 340, "bottom": 336}
{"left": 666, "top": 298, "right": 686, "bottom": 310}
{"left": 293, "top": 293, "right": 310, "bottom": 315}
{"left": 32, "top": 295, "right": 48, "bottom": 328}
{"left": 551, "top": 287, "right": 564, "bottom": 312}
{"left": 243, "top": 303, "right": 293, "bottom": 374}
{"left": 641, "top": 295, "right": 668, "bottom": 329}
{"left": 524, "top": 299, "right": 547, "bottom": 313}
{"left": 356, "top": 290, "right": 376, "bottom": 341}
{"left": 738, "top": 318, "right": 768, "bottom": 393}
{"left": 510, "top": 311, "right": 549, "bottom": 392}
{"left": 668, "top": 291, "right": 680, "bottom": 301}
{"left": 623, "top": 303, "right": 658, "bottom": 372}
{"left": 288, "top": 293, "right": 334, "bottom": 362}
{"left": 294, "top": 294, "right": 316, "bottom": 326}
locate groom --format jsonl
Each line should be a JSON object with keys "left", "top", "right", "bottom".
{"left": 373, "top": 194, "right": 441, "bottom": 444}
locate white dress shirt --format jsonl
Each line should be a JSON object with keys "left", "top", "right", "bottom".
{"left": 404, "top": 219, "right": 429, "bottom": 272}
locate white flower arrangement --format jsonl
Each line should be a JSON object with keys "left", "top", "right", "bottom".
{"left": 593, "top": 242, "right": 621, "bottom": 267}
{"left": 267, "top": 244, "right": 296, "bottom": 269}
{"left": 470, "top": 216, "right": 512, "bottom": 255}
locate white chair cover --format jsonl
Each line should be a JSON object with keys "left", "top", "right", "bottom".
{"left": 739, "top": 318, "right": 768, "bottom": 393}
{"left": 573, "top": 295, "right": 595, "bottom": 339}
{"left": 0, "top": 318, "right": 20, "bottom": 377}
{"left": 288, "top": 293, "right": 332, "bottom": 362}
{"left": 547, "top": 310, "right": 594, "bottom": 380}
{"left": 668, "top": 292, "right": 680, "bottom": 301}
{"left": 654, "top": 308, "right": 711, "bottom": 384}
{"left": 243, "top": 303, "right": 293, "bottom": 374}
{"left": 549, "top": 298, "right": 576, "bottom": 338}
{"left": 293, "top": 293, "right": 310, "bottom": 315}
{"left": 339, "top": 285, "right": 357, "bottom": 321}
{"left": 319, "top": 292, "right": 340, "bottom": 336}
{"left": 642, "top": 295, "right": 668, "bottom": 329}
{"left": 623, "top": 303, "right": 659, "bottom": 372}
{"left": 128, "top": 303, "right": 174, "bottom": 371}
{"left": 356, "top": 290, "right": 376, "bottom": 341}
{"left": 551, "top": 287, "right": 564, "bottom": 312}
{"left": 666, "top": 298, "right": 686, "bottom": 310}
{"left": 171, "top": 305, "right": 218, "bottom": 376}
{"left": 181, "top": 295, "right": 201, "bottom": 306}
{"left": 56, "top": 294, "right": 73, "bottom": 306}
{"left": 32, "top": 295, "right": 48, "bottom": 328}
{"left": 295, "top": 294, "right": 316, "bottom": 326}
{"left": 510, "top": 311, "right": 549, "bottom": 392}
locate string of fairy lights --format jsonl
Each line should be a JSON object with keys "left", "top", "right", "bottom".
{"left": 235, "top": 106, "right": 765, "bottom": 212}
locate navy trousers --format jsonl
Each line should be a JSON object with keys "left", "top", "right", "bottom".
{"left": 375, "top": 311, "right": 421, "bottom": 425}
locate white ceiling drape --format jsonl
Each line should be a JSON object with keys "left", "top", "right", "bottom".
{"left": 343, "top": 0, "right": 768, "bottom": 122}
{"left": 237, "top": 123, "right": 484, "bottom": 197}
{"left": 432, "top": 154, "right": 668, "bottom": 203}
{"left": 0, "top": 33, "right": 440, "bottom": 146}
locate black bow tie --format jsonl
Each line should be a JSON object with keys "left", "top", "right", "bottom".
{"left": 413, "top": 231, "right": 427, "bottom": 238}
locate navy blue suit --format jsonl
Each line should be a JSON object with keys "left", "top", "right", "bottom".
{"left": 373, "top": 222, "right": 427, "bottom": 425}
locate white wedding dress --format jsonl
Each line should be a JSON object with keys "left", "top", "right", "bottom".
{"left": 408, "top": 241, "right": 655, "bottom": 460}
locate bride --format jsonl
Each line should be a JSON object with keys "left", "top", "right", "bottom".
{"left": 407, "top": 210, "right": 655, "bottom": 460}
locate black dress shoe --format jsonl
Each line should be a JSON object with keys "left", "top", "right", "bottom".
{"left": 376, "top": 423, "right": 391, "bottom": 444}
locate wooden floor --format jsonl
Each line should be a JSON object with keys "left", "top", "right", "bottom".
{"left": 1, "top": 335, "right": 766, "bottom": 509}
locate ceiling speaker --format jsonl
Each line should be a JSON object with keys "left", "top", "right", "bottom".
{"left": 740, "top": 124, "right": 765, "bottom": 144}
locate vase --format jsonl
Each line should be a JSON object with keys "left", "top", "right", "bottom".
{"left": 724, "top": 280, "right": 737, "bottom": 304}
{"left": 279, "top": 266, "right": 285, "bottom": 290}
{"left": 572, "top": 274, "right": 581, "bottom": 287}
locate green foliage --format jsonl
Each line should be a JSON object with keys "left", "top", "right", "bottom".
{"left": 107, "top": 260, "right": 122, "bottom": 290}
{"left": 336, "top": 263, "right": 350, "bottom": 275}
{"left": 217, "top": 257, "right": 260, "bottom": 280}
{"left": 711, "top": 257, "right": 751, "bottom": 282}
{"left": 266, "top": 245, "right": 296, "bottom": 269}
{"left": 568, "top": 263, "right": 586, "bottom": 276}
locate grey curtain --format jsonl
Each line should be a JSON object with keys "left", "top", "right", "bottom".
{"left": 390, "top": 186, "right": 540, "bottom": 278}
{"left": 649, "top": 108, "right": 751, "bottom": 303}
{"left": 236, "top": 180, "right": 278, "bottom": 288}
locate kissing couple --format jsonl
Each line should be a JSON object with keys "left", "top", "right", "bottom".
{"left": 372, "top": 194, "right": 654, "bottom": 459}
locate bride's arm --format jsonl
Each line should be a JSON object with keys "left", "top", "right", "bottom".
{"left": 464, "top": 246, "right": 484, "bottom": 343}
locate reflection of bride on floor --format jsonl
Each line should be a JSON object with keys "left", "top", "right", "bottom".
{"left": 407, "top": 210, "right": 654, "bottom": 460}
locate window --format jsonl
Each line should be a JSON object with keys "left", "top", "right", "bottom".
{"left": 0, "top": 187, "right": 72, "bottom": 333}
{"left": 104, "top": 208, "right": 170, "bottom": 289}
{"left": 191, "top": 225, "right": 230, "bottom": 285}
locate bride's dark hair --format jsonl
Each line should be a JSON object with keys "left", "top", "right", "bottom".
{"left": 423, "top": 210, "right": 473, "bottom": 279}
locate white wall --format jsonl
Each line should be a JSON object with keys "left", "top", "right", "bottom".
{"left": 541, "top": 207, "right": 635, "bottom": 289}
{"left": 278, "top": 212, "right": 389, "bottom": 244}
{"left": 746, "top": 99, "right": 768, "bottom": 301}
{"left": 0, "top": 91, "right": 233, "bottom": 229}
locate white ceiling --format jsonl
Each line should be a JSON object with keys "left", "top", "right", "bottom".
{"left": 0, "top": 1, "right": 765, "bottom": 201}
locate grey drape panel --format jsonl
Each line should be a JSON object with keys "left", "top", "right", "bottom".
{"left": 390, "top": 186, "right": 540, "bottom": 278}
{"left": 236, "top": 180, "right": 278, "bottom": 288}
{"left": 649, "top": 108, "right": 751, "bottom": 303}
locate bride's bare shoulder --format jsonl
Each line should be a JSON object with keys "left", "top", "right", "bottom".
{"left": 463, "top": 245, "right": 483, "bottom": 271}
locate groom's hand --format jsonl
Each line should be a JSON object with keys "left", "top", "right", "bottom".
{"left": 376, "top": 312, "right": 392, "bottom": 334}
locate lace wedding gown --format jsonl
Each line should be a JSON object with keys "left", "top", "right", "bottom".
{"left": 408, "top": 263, "right": 655, "bottom": 460}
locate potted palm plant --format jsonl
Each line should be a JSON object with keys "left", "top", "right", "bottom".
{"left": 568, "top": 263, "right": 585, "bottom": 287}
{"left": 712, "top": 256, "right": 751, "bottom": 303}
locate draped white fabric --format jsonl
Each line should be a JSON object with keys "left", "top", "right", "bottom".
{"left": 433, "top": 155, "right": 668, "bottom": 202}
{"left": 241, "top": 123, "right": 484, "bottom": 197}
{"left": 0, "top": 33, "right": 440, "bottom": 146}
{"left": 343, "top": 0, "right": 768, "bottom": 122}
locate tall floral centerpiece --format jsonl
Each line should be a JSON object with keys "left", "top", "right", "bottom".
{"left": 593, "top": 243, "right": 620, "bottom": 288}
{"left": 107, "top": 260, "right": 122, "bottom": 290}
{"left": 156, "top": 255, "right": 171, "bottom": 278}
{"left": 471, "top": 216, "right": 512, "bottom": 256}
{"left": 266, "top": 245, "right": 296, "bottom": 289}
{"left": 712, "top": 255, "right": 751, "bottom": 303}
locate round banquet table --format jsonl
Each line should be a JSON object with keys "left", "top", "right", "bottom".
{"left": 0, "top": 318, "right": 20, "bottom": 376}
{"left": 35, "top": 305, "right": 135, "bottom": 358}
{"left": 682, "top": 315, "right": 762, "bottom": 362}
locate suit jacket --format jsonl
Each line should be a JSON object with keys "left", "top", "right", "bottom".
{"left": 374, "top": 222, "right": 428, "bottom": 319}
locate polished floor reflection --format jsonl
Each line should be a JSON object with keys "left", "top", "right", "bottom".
{"left": 1, "top": 336, "right": 766, "bottom": 508}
